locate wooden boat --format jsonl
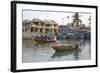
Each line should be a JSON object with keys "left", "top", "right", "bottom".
{"left": 52, "top": 43, "right": 79, "bottom": 51}
{"left": 34, "top": 35, "right": 56, "bottom": 43}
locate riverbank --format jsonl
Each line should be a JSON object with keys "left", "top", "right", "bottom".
{"left": 23, "top": 31, "right": 91, "bottom": 40}
{"left": 22, "top": 32, "right": 46, "bottom": 39}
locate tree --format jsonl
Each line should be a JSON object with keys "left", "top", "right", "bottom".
{"left": 72, "top": 12, "right": 82, "bottom": 28}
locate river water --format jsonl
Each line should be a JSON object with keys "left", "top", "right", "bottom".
{"left": 22, "top": 39, "right": 91, "bottom": 63}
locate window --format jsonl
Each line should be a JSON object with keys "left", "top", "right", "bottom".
{"left": 30, "top": 27, "right": 34, "bottom": 32}
{"left": 40, "top": 28, "right": 43, "bottom": 33}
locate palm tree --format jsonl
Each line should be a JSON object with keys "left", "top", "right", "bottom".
{"left": 72, "top": 12, "right": 82, "bottom": 28}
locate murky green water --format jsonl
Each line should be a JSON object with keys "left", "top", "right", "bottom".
{"left": 22, "top": 39, "right": 91, "bottom": 63}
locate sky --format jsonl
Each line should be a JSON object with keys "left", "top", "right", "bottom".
{"left": 23, "top": 10, "right": 91, "bottom": 26}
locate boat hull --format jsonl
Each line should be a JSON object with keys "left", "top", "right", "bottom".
{"left": 52, "top": 44, "right": 79, "bottom": 51}
{"left": 34, "top": 39, "right": 56, "bottom": 43}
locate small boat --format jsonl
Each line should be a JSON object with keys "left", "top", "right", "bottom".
{"left": 52, "top": 43, "right": 79, "bottom": 51}
{"left": 34, "top": 35, "right": 56, "bottom": 43}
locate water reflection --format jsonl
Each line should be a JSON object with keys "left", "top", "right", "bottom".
{"left": 22, "top": 39, "right": 91, "bottom": 63}
{"left": 52, "top": 49, "right": 81, "bottom": 60}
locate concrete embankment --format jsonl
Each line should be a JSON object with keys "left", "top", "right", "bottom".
{"left": 22, "top": 32, "right": 46, "bottom": 39}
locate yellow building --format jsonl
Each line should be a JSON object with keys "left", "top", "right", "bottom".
{"left": 23, "top": 18, "right": 58, "bottom": 34}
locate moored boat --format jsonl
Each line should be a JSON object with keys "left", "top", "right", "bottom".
{"left": 52, "top": 43, "right": 79, "bottom": 51}
{"left": 34, "top": 35, "right": 56, "bottom": 43}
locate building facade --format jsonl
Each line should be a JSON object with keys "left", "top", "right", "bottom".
{"left": 23, "top": 18, "right": 58, "bottom": 34}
